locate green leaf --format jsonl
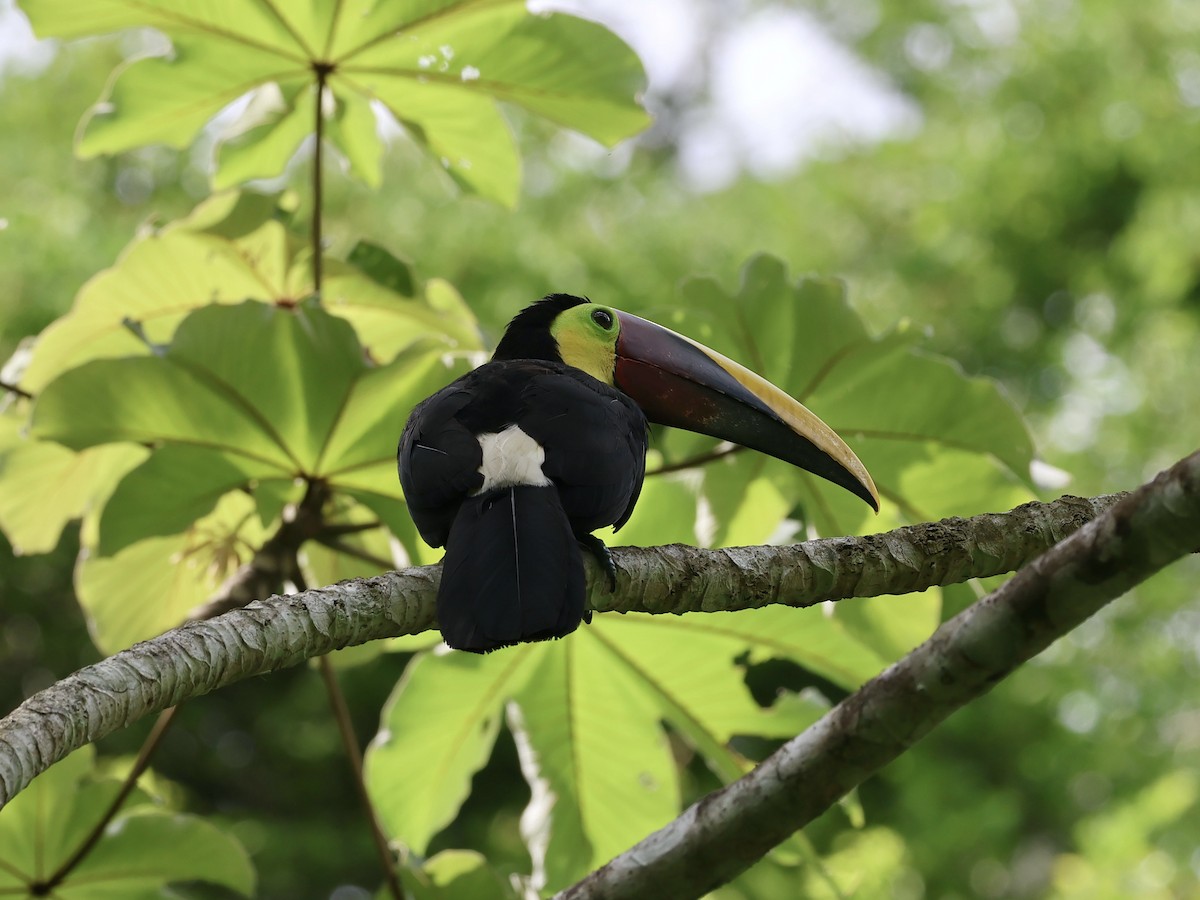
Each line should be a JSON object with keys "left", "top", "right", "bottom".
{"left": 300, "top": 494, "right": 395, "bottom": 589}
{"left": 589, "top": 616, "right": 825, "bottom": 748}
{"left": 369, "top": 604, "right": 889, "bottom": 890}
{"left": 400, "top": 850, "right": 519, "bottom": 900}
{"left": 98, "top": 446, "right": 282, "bottom": 557}
{"left": 326, "top": 87, "right": 385, "bottom": 187}
{"left": 0, "top": 746, "right": 254, "bottom": 898}
{"left": 833, "top": 590, "right": 942, "bottom": 664}
{"left": 508, "top": 632, "right": 680, "bottom": 892}
{"left": 24, "top": 1, "right": 650, "bottom": 204}
{"left": 213, "top": 82, "right": 314, "bottom": 189}
{"left": 33, "top": 301, "right": 464, "bottom": 488}
{"left": 595, "top": 474, "right": 699, "bottom": 547}
{"left": 0, "top": 412, "right": 147, "bottom": 554}
{"left": 653, "top": 255, "right": 1036, "bottom": 539}
{"left": 940, "top": 579, "right": 987, "bottom": 622}
{"left": 32, "top": 298, "right": 467, "bottom": 628}
{"left": 800, "top": 827, "right": 911, "bottom": 899}
{"left": 347, "top": 240, "right": 417, "bottom": 298}
{"left": 22, "top": 193, "right": 481, "bottom": 392}
{"left": 80, "top": 32, "right": 298, "bottom": 157}
{"left": 62, "top": 811, "right": 255, "bottom": 899}
{"left": 365, "top": 648, "right": 538, "bottom": 854}
{"left": 326, "top": 270, "right": 483, "bottom": 362}
{"left": 650, "top": 606, "right": 892, "bottom": 692}
{"left": 77, "top": 491, "right": 268, "bottom": 652}
{"left": 318, "top": 339, "right": 472, "bottom": 486}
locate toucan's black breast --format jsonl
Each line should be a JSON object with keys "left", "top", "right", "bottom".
{"left": 398, "top": 359, "right": 648, "bottom": 547}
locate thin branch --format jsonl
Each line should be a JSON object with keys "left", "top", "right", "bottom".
{"left": 323, "top": 521, "right": 384, "bottom": 538}
{"left": 555, "top": 448, "right": 1200, "bottom": 899}
{"left": 318, "top": 657, "right": 404, "bottom": 899}
{"left": 647, "top": 443, "right": 744, "bottom": 477}
{"left": 291, "top": 557, "right": 402, "bottom": 900}
{"left": 0, "top": 380, "right": 32, "bottom": 400}
{"left": 311, "top": 64, "right": 331, "bottom": 295}
{"left": 315, "top": 534, "right": 394, "bottom": 571}
{"left": 0, "top": 487, "right": 1170, "bottom": 808}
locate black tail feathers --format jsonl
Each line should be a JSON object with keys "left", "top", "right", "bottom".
{"left": 438, "top": 485, "right": 586, "bottom": 653}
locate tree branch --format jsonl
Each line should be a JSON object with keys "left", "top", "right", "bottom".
{"left": 0, "top": 487, "right": 1162, "bottom": 808}
{"left": 555, "top": 448, "right": 1200, "bottom": 899}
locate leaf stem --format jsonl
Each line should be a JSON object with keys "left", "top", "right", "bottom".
{"left": 315, "top": 534, "right": 394, "bottom": 571}
{"left": 317, "top": 654, "right": 403, "bottom": 899}
{"left": 311, "top": 63, "right": 333, "bottom": 296}
{"left": 647, "top": 443, "right": 744, "bottom": 477}
{"left": 0, "top": 380, "right": 32, "bottom": 400}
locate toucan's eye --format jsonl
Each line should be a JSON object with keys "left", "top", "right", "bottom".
{"left": 591, "top": 309, "right": 614, "bottom": 330}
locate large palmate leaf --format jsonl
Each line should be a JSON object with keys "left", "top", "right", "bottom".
{"left": 30, "top": 299, "right": 466, "bottom": 649}
{"left": 366, "top": 609, "right": 869, "bottom": 891}
{"left": 33, "top": 300, "right": 465, "bottom": 552}
{"left": 366, "top": 649, "right": 539, "bottom": 855}
{"left": 0, "top": 746, "right": 255, "bottom": 898}
{"left": 22, "top": 0, "right": 650, "bottom": 204}
{"left": 650, "top": 254, "right": 1036, "bottom": 537}
{"left": 20, "top": 191, "right": 482, "bottom": 394}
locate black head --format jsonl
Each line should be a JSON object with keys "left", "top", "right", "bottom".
{"left": 492, "top": 294, "right": 590, "bottom": 362}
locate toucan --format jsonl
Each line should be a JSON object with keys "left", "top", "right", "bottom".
{"left": 398, "top": 294, "right": 878, "bottom": 653}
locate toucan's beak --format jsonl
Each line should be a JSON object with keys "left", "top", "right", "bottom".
{"left": 613, "top": 311, "right": 880, "bottom": 511}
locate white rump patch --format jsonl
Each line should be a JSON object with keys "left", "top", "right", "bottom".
{"left": 475, "top": 425, "right": 551, "bottom": 494}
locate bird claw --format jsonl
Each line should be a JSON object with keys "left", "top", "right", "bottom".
{"left": 578, "top": 533, "right": 618, "bottom": 593}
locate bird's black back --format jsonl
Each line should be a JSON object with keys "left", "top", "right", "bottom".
{"left": 398, "top": 358, "right": 648, "bottom": 546}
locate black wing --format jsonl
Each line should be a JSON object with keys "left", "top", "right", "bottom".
{"left": 398, "top": 381, "right": 485, "bottom": 547}
{"left": 519, "top": 368, "right": 648, "bottom": 535}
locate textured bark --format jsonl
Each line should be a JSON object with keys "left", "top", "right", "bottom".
{"left": 605, "top": 493, "right": 1121, "bottom": 615}
{"left": 0, "top": 488, "right": 1153, "bottom": 808}
{"left": 555, "top": 450, "right": 1200, "bottom": 900}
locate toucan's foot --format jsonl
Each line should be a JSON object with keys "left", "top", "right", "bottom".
{"left": 578, "top": 533, "right": 617, "bottom": 595}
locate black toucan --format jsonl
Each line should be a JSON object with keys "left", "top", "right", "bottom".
{"left": 398, "top": 294, "right": 878, "bottom": 653}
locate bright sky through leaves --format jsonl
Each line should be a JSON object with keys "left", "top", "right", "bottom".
{"left": 4, "top": 0, "right": 917, "bottom": 192}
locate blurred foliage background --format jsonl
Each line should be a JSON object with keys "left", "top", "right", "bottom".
{"left": 2, "top": 0, "right": 1199, "bottom": 897}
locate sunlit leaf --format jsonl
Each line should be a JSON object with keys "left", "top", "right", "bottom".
{"left": 300, "top": 495, "right": 396, "bottom": 588}
{"left": 63, "top": 811, "right": 256, "bottom": 899}
{"left": 0, "top": 412, "right": 146, "bottom": 554}
{"left": 834, "top": 590, "right": 942, "bottom": 664}
{"left": 22, "top": 192, "right": 481, "bottom": 392}
{"left": 34, "top": 299, "right": 464, "bottom": 481}
{"left": 595, "top": 474, "right": 698, "bottom": 547}
{"left": 651, "top": 606, "right": 891, "bottom": 692}
{"left": 370, "top": 606, "right": 863, "bottom": 892}
{"left": 799, "top": 827, "right": 911, "bottom": 899}
{"left": 23, "top": 0, "right": 650, "bottom": 204}
{"left": 508, "top": 632, "right": 679, "bottom": 892}
{"left": 652, "top": 255, "right": 1036, "bottom": 542}
{"left": 77, "top": 491, "right": 268, "bottom": 652}
{"left": 98, "top": 446, "right": 283, "bottom": 557}
{"left": 214, "top": 82, "right": 314, "bottom": 189}
{"left": 346, "top": 239, "right": 416, "bottom": 298}
{"left": 589, "top": 615, "right": 826, "bottom": 747}
{"left": 365, "top": 648, "right": 538, "bottom": 854}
